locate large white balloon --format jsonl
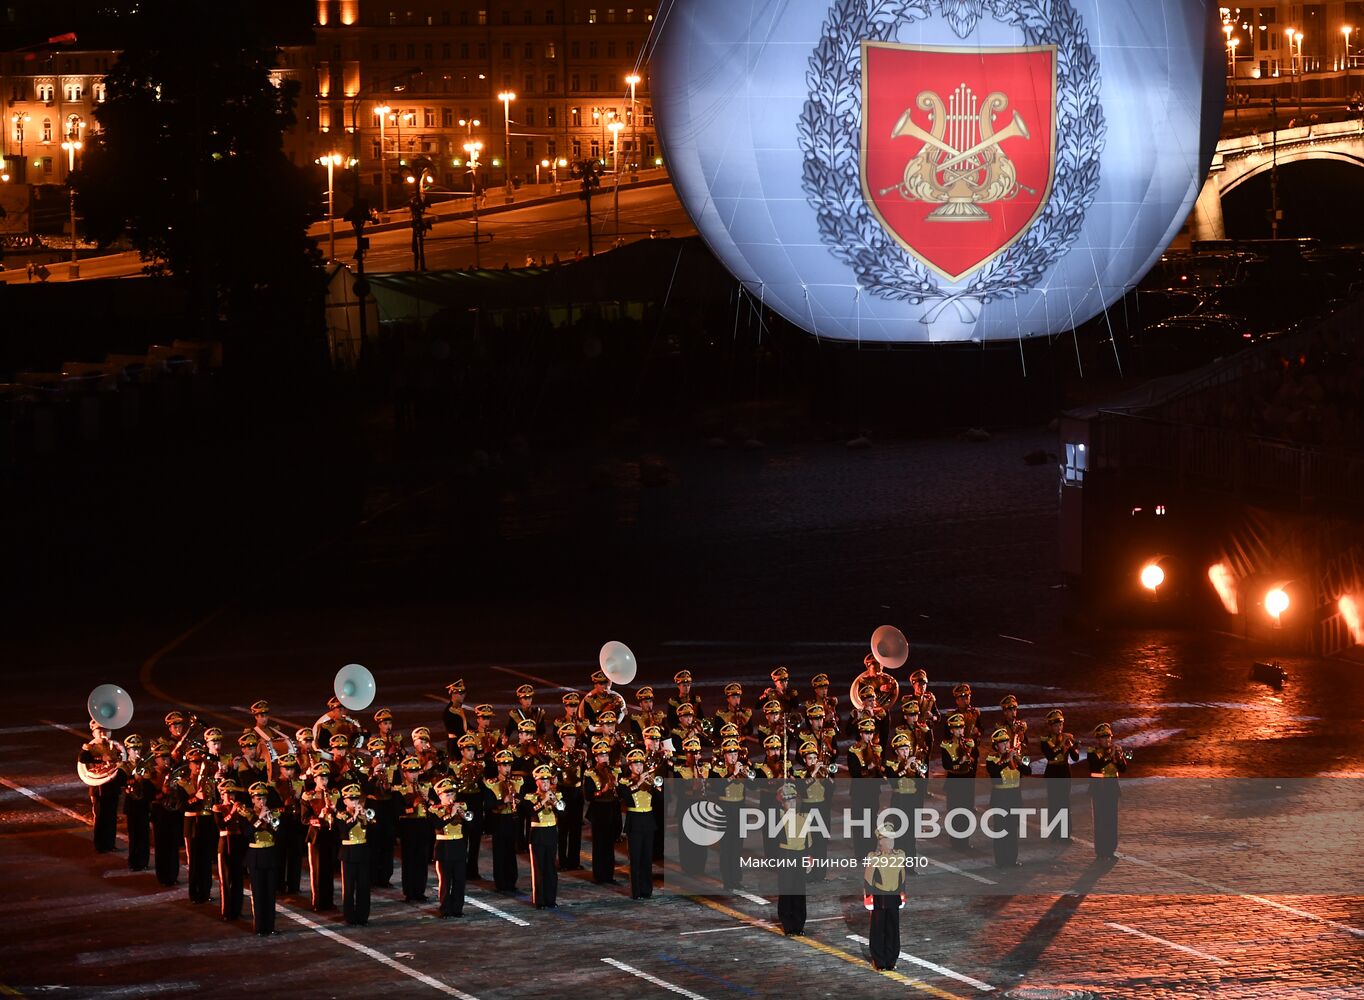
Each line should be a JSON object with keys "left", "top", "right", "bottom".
{"left": 599, "top": 641, "right": 639, "bottom": 685}
{"left": 651, "top": 0, "right": 1223, "bottom": 343}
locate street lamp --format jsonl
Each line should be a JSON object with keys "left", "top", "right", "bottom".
{"left": 61, "top": 115, "right": 84, "bottom": 278}
{"left": 11, "top": 112, "right": 29, "bottom": 177}
{"left": 1295, "top": 30, "right": 1305, "bottom": 114}
{"left": 537, "top": 157, "right": 549, "bottom": 185}
{"left": 316, "top": 152, "right": 348, "bottom": 261}
{"left": 1229, "top": 37, "right": 1240, "bottom": 117}
{"left": 1345, "top": 26, "right": 1355, "bottom": 97}
{"left": 497, "top": 90, "right": 516, "bottom": 203}
{"left": 375, "top": 103, "right": 392, "bottom": 215}
{"left": 625, "top": 73, "right": 641, "bottom": 181}
{"left": 464, "top": 139, "right": 483, "bottom": 267}
{"left": 608, "top": 118, "right": 624, "bottom": 237}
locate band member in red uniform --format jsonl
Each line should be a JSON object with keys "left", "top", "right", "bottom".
{"left": 212, "top": 778, "right": 249, "bottom": 922}
{"left": 301, "top": 761, "right": 339, "bottom": 911}
{"left": 273, "top": 754, "right": 306, "bottom": 895}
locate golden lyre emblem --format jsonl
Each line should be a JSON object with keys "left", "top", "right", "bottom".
{"left": 879, "top": 84, "right": 1034, "bottom": 221}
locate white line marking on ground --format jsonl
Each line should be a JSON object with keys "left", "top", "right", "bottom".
{"left": 465, "top": 893, "right": 530, "bottom": 926}
{"left": 491, "top": 665, "right": 577, "bottom": 693}
{"left": 922, "top": 858, "right": 997, "bottom": 886}
{"left": 601, "top": 957, "right": 711, "bottom": 1000}
{"left": 1072, "top": 837, "right": 1364, "bottom": 938}
{"left": 1104, "top": 921, "right": 1229, "bottom": 965}
{"left": 278, "top": 904, "right": 478, "bottom": 997}
{"left": 847, "top": 935, "right": 995, "bottom": 992}
{"left": 733, "top": 890, "right": 770, "bottom": 906}
{"left": 0, "top": 775, "right": 95, "bottom": 828}
{"left": 998, "top": 635, "right": 1034, "bottom": 645}
{"left": 0, "top": 723, "right": 89, "bottom": 735}
{"left": 41, "top": 719, "right": 90, "bottom": 738}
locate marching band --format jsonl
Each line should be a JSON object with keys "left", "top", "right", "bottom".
{"left": 75, "top": 661, "right": 1131, "bottom": 960}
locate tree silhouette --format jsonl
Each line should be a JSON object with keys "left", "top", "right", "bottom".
{"left": 74, "top": 0, "right": 324, "bottom": 357}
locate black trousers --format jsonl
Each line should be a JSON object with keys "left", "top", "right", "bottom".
{"left": 490, "top": 812, "right": 520, "bottom": 890}
{"left": 218, "top": 834, "right": 247, "bottom": 920}
{"left": 588, "top": 800, "right": 619, "bottom": 883}
{"left": 945, "top": 776, "right": 976, "bottom": 849}
{"left": 626, "top": 811, "right": 654, "bottom": 899}
{"left": 558, "top": 790, "right": 584, "bottom": 868}
{"left": 307, "top": 826, "right": 338, "bottom": 910}
{"left": 776, "top": 846, "right": 806, "bottom": 933}
{"left": 279, "top": 815, "right": 305, "bottom": 893}
{"left": 246, "top": 846, "right": 278, "bottom": 935}
{"left": 370, "top": 799, "right": 398, "bottom": 886}
{"left": 988, "top": 787, "right": 1022, "bottom": 868}
{"left": 435, "top": 837, "right": 467, "bottom": 916}
{"left": 459, "top": 797, "right": 485, "bottom": 878}
{"left": 152, "top": 807, "right": 180, "bottom": 886}
{"left": 185, "top": 816, "right": 217, "bottom": 903}
{"left": 719, "top": 800, "right": 743, "bottom": 889}
{"left": 868, "top": 894, "right": 901, "bottom": 969}
{"left": 399, "top": 817, "right": 433, "bottom": 901}
{"left": 340, "top": 843, "right": 371, "bottom": 925}
{"left": 1090, "top": 779, "right": 1121, "bottom": 858}
{"left": 92, "top": 782, "right": 121, "bottom": 853}
{"left": 125, "top": 804, "right": 151, "bottom": 870}
{"left": 529, "top": 825, "right": 559, "bottom": 907}
{"left": 1044, "top": 771, "right": 1073, "bottom": 840}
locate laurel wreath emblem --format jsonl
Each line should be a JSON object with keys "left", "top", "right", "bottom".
{"left": 796, "top": 0, "right": 1107, "bottom": 314}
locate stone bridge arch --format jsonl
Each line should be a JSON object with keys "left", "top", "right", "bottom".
{"left": 1190, "top": 121, "right": 1364, "bottom": 242}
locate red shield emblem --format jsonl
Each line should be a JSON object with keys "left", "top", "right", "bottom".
{"left": 860, "top": 42, "right": 1058, "bottom": 283}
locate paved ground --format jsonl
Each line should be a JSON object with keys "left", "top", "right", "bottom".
{"left": 3, "top": 424, "right": 1363, "bottom": 998}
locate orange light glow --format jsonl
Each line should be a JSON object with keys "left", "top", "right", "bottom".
{"left": 1340, "top": 595, "right": 1363, "bottom": 645}
{"left": 1140, "top": 563, "right": 1165, "bottom": 592}
{"left": 1207, "top": 562, "right": 1239, "bottom": 615}
{"left": 1265, "top": 588, "right": 1290, "bottom": 619}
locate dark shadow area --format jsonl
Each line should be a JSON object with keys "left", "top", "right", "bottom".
{"left": 1222, "top": 158, "right": 1364, "bottom": 242}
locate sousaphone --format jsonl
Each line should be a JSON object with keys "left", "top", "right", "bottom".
{"left": 849, "top": 626, "right": 908, "bottom": 712}
{"left": 79, "top": 684, "right": 134, "bottom": 786}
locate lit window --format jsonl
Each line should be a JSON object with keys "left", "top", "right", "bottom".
{"left": 1063, "top": 442, "right": 1086, "bottom": 485}
{"left": 41, "top": 118, "right": 52, "bottom": 142}
{"left": 588, "top": 7, "right": 597, "bottom": 23}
